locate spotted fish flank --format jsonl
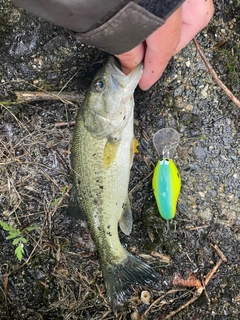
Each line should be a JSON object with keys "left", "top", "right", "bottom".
{"left": 69, "top": 57, "right": 160, "bottom": 310}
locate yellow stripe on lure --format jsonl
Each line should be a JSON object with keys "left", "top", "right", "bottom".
{"left": 152, "top": 128, "right": 181, "bottom": 220}
{"left": 152, "top": 158, "right": 181, "bottom": 220}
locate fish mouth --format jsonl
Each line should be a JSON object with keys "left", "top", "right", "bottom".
{"left": 107, "top": 57, "right": 143, "bottom": 90}
{"left": 107, "top": 58, "right": 126, "bottom": 90}
{"left": 107, "top": 57, "right": 124, "bottom": 76}
{"left": 109, "top": 73, "right": 120, "bottom": 91}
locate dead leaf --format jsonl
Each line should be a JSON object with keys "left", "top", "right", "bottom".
{"left": 172, "top": 272, "right": 202, "bottom": 288}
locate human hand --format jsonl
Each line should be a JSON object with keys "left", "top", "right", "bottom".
{"left": 115, "top": 0, "right": 214, "bottom": 90}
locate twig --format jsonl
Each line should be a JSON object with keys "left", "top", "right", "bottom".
{"left": 185, "top": 225, "right": 210, "bottom": 231}
{"left": 211, "top": 40, "right": 226, "bottom": 51}
{"left": 14, "top": 91, "right": 84, "bottom": 104}
{"left": 193, "top": 38, "right": 240, "bottom": 108}
{"left": 149, "top": 244, "right": 227, "bottom": 319}
{"left": 6, "top": 236, "right": 42, "bottom": 277}
{"left": 142, "top": 289, "right": 183, "bottom": 318}
{"left": 129, "top": 170, "right": 153, "bottom": 196}
{"left": 165, "top": 256, "right": 224, "bottom": 319}
{"left": 99, "top": 310, "right": 112, "bottom": 320}
{"left": 54, "top": 121, "right": 76, "bottom": 128}
{"left": 209, "top": 243, "right": 227, "bottom": 262}
{"left": 165, "top": 288, "right": 203, "bottom": 319}
{"left": 204, "top": 258, "right": 223, "bottom": 287}
{"left": 4, "top": 224, "right": 46, "bottom": 280}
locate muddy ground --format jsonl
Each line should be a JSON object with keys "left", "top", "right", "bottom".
{"left": 0, "top": 0, "right": 239, "bottom": 319}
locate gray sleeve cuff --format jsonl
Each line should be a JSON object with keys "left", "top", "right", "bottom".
{"left": 12, "top": 0, "right": 185, "bottom": 55}
{"left": 75, "top": 2, "right": 165, "bottom": 55}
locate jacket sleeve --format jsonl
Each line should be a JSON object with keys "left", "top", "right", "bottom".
{"left": 11, "top": 0, "right": 185, "bottom": 55}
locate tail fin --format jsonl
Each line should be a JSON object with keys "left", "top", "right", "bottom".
{"left": 101, "top": 252, "right": 160, "bottom": 310}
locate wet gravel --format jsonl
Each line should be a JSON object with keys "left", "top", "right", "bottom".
{"left": 0, "top": 0, "right": 239, "bottom": 319}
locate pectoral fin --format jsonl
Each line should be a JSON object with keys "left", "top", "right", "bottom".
{"left": 119, "top": 198, "right": 132, "bottom": 235}
{"left": 103, "top": 140, "right": 120, "bottom": 169}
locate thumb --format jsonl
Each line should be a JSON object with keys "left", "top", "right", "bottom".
{"left": 115, "top": 43, "right": 145, "bottom": 75}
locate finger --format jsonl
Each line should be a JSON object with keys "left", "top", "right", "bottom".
{"left": 115, "top": 43, "right": 145, "bottom": 75}
{"left": 175, "top": 0, "right": 214, "bottom": 53}
{"left": 139, "top": 7, "right": 182, "bottom": 90}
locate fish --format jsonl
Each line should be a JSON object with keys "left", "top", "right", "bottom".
{"left": 152, "top": 158, "right": 181, "bottom": 220}
{"left": 69, "top": 57, "right": 160, "bottom": 310}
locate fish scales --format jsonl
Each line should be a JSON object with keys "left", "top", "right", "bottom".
{"left": 73, "top": 110, "right": 132, "bottom": 262}
{"left": 70, "top": 57, "right": 160, "bottom": 309}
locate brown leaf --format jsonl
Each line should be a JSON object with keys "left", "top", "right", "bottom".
{"left": 172, "top": 272, "right": 202, "bottom": 288}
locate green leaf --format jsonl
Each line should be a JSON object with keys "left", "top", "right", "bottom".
{"left": 7, "top": 230, "right": 21, "bottom": 240}
{"left": 20, "top": 237, "right": 27, "bottom": 243}
{"left": 15, "top": 243, "right": 24, "bottom": 261}
{"left": 0, "top": 221, "right": 13, "bottom": 231}
{"left": 12, "top": 238, "right": 21, "bottom": 245}
{"left": 0, "top": 101, "right": 13, "bottom": 105}
{"left": 51, "top": 198, "right": 60, "bottom": 207}
{"left": 61, "top": 185, "right": 68, "bottom": 195}
{"left": 52, "top": 185, "right": 69, "bottom": 207}
{"left": 25, "top": 226, "right": 37, "bottom": 232}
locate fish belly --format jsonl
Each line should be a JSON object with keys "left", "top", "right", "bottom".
{"left": 71, "top": 111, "right": 160, "bottom": 310}
{"left": 72, "top": 112, "right": 132, "bottom": 262}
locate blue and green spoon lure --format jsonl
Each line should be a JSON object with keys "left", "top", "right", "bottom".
{"left": 152, "top": 128, "right": 181, "bottom": 220}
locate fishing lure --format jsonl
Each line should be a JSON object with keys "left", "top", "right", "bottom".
{"left": 152, "top": 128, "right": 181, "bottom": 220}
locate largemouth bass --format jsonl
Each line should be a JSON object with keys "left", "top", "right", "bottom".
{"left": 70, "top": 57, "right": 160, "bottom": 309}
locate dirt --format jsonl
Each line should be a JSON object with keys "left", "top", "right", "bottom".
{"left": 0, "top": 0, "right": 239, "bottom": 319}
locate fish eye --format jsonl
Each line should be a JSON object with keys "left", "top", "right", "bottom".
{"left": 93, "top": 79, "right": 105, "bottom": 92}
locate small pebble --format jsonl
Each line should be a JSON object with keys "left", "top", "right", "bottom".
{"left": 131, "top": 310, "right": 141, "bottom": 320}
{"left": 141, "top": 290, "right": 151, "bottom": 304}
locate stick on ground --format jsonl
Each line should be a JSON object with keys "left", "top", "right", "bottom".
{"left": 14, "top": 91, "right": 84, "bottom": 104}
{"left": 144, "top": 244, "right": 227, "bottom": 319}
{"left": 193, "top": 38, "right": 240, "bottom": 108}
